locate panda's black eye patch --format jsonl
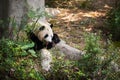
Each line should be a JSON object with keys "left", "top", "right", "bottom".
{"left": 44, "top": 34, "right": 48, "bottom": 38}
{"left": 39, "top": 26, "right": 45, "bottom": 31}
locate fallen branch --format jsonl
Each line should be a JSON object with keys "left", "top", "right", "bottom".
{"left": 55, "top": 40, "right": 85, "bottom": 60}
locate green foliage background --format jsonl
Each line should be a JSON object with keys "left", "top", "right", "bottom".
{"left": 106, "top": 1, "right": 120, "bottom": 41}
{"left": 0, "top": 39, "right": 45, "bottom": 80}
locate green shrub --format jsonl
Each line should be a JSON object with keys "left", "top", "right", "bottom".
{"left": 106, "top": 5, "right": 120, "bottom": 41}
{"left": 45, "top": 52, "right": 84, "bottom": 80}
{"left": 0, "top": 39, "right": 45, "bottom": 80}
{"left": 76, "top": 33, "right": 120, "bottom": 80}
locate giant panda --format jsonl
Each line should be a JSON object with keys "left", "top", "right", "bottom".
{"left": 29, "top": 20, "right": 60, "bottom": 51}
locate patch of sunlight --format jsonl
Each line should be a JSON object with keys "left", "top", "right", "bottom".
{"left": 83, "top": 11, "right": 105, "bottom": 18}
{"left": 57, "top": 8, "right": 106, "bottom": 23}
{"left": 104, "top": 4, "right": 112, "bottom": 9}
{"left": 61, "top": 13, "right": 82, "bottom": 22}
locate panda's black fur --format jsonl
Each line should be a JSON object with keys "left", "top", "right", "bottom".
{"left": 47, "top": 33, "right": 60, "bottom": 49}
{"left": 29, "top": 31, "right": 60, "bottom": 51}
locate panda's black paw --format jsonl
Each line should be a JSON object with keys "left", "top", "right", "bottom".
{"left": 47, "top": 42, "right": 54, "bottom": 49}
{"left": 46, "top": 33, "right": 60, "bottom": 49}
{"left": 52, "top": 34, "right": 60, "bottom": 44}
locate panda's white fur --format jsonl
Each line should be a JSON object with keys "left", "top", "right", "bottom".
{"left": 32, "top": 20, "right": 53, "bottom": 42}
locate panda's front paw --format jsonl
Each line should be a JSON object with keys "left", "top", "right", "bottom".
{"left": 52, "top": 34, "right": 60, "bottom": 44}
{"left": 46, "top": 42, "right": 54, "bottom": 49}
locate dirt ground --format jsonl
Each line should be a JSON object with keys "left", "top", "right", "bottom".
{"left": 49, "top": 5, "right": 111, "bottom": 50}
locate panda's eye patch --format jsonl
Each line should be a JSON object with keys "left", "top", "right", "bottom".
{"left": 39, "top": 26, "right": 45, "bottom": 31}
{"left": 44, "top": 34, "right": 48, "bottom": 38}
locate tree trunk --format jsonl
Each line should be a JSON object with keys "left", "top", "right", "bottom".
{"left": 8, "top": 0, "right": 45, "bottom": 38}
{"left": 0, "top": 0, "right": 9, "bottom": 38}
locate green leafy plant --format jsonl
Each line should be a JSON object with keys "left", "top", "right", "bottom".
{"left": 76, "top": 33, "right": 120, "bottom": 80}
{"left": 106, "top": 4, "right": 120, "bottom": 41}
{"left": 0, "top": 38, "right": 45, "bottom": 80}
{"left": 45, "top": 52, "right": 82, "bottom": 80}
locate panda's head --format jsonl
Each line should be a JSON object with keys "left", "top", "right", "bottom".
{"left": 33, "top": 20, "right": 53, "bottom": 42}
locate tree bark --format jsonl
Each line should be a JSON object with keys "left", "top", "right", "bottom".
{"left": 8, "top": 0, "right": 45, "bottom": 38}
{"left": 0, "top": 0, "right": 9, "bottom": 38}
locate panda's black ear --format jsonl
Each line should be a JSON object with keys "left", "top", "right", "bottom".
{"left": 39, "top": 26, "right": 45, "bottom": 31}
{"left": 50, "top": 24, "right": 53, "bottom": 28}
